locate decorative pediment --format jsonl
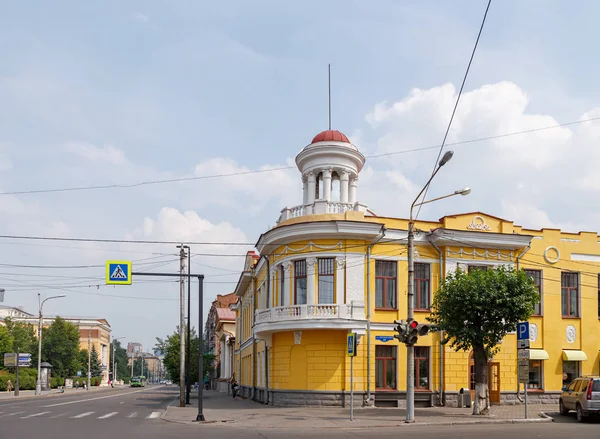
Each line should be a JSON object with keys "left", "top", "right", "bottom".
{"left": 439, "top": 212, "right": 514, "bottom": 234}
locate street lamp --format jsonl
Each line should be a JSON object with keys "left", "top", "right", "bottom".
{"left": 405, "top": 150, "right": 469, "bottom": 423}
{"left": 36, "top": 293, "right": 66, "bottom": 395}
{"left": 112, "top": 337, "right": 125, "bottom": 386}
{"left": 176, "top": 244, "right": 191, "bottom": 405}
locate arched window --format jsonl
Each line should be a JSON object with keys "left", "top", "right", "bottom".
{"left": 315, "top": 172, "right": 324, "bottom": 200}
{"left": 331, "top": 171, "right": 340, "bottom": 202}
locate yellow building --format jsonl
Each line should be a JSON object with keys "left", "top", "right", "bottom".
{"left": 233, "top": 129, "right": 600, "bottom": 407}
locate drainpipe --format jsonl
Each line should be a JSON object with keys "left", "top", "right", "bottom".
{"left": 251, "top": 274, "right": 257, "bottom": 401}
{"left": 366, "top": 225, "right": 386, "bottom": 404}
{"left": 428, "top": 235, "right": 444, "bottom": 406}
{"left": 515, "top": 243, "right": 531, "bottom": 402}
{"left": 255, "top": 338, "right": 269, "bottom": 404}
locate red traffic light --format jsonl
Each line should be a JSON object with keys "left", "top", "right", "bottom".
{"left": 409, "top": 320, "right": 418, "bottom": 329}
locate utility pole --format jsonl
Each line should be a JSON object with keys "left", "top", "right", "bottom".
{"left": 179, "top": 244, "right": 186, "bottom": 407}
{"left": 178, "top": 244, "right": 191, "bottom": 404}
{"left": 87, "top": 327, "right": 91, "bottom": 391}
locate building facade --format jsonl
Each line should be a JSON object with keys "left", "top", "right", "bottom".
{"left": 233, "top": 129, "right": 600, "bottom": 407}
{"left": 204, "top": 293, "right": 238, "bottom": 390}
{"left": 1, "top": 310, "right": 112, "bottom": 385}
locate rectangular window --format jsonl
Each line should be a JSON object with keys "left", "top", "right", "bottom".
{"left": 318, "top": 258, "right": 335, "bottom": 303}
{"left": 414, "top": 347, "right": 430, "bottom": 390}
{"left": 294, "top": 260, "right": 307, "bottom": 305}
{"left": 414, "top": 263, "right": 431, "bottom": 310}
{"left": 375, "top": 261, "right": 397, "bottom": 309}
{"left": 468, "top": 265, "right": 488, "bottom": 273}
{"left": 525, "top": 269, "right": 542, "bottom": 315}
{"left": 375, "top": 345, "right": 396, "bottom": 389}
{"left": 562, "top": 360, "right": 579, "bottom": 387}
{"left": 561, "top": 272, "right": 579, "bottom": 317}
{"left": 528, "top": 360, "right": 542, "bottom": 389}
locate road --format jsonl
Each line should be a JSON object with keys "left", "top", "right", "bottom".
{"left": 1, "top": 386, "right": 597, "bottom": 439}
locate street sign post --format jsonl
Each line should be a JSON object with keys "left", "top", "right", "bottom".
{"left": 105, "top": 261, "right": 132, "bottom": 285}
{"left": 347, "top": 333, "right": 357, "bottom": 421}
{"left": 517, "top": 321, "right": 530, "bottom": 419}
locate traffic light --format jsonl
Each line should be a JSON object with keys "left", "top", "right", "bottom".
{"left": 393, "top": 319, "right": 408, "bottom": 343}
{"left": 417, "top": 323, "right": 431, "bottom": 336}
{"left": 406, "top": 319, "right": 419, "bottom": 345}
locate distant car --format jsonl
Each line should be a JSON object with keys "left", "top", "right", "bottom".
{"left": 559, "top": 376, "right": 600, "bottom": 422}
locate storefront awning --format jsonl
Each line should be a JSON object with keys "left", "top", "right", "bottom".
{"left": 529, "top": 349, "right": 549, "bottom": 360}
{"left": 562, "top": 350, "right": 587, "bottom": 361}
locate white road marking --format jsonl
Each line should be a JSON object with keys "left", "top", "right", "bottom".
{"left": 146, "top": 411, "right": 161, "bottom": 419}
{"left": 49, "top": 412, "right": 68, "bottom": 419}
{"left": 42, "top": 388, "right": 149, "bottom": 408}
{"left": 0, "top": 411, "right": 25, "bottom": 417}
{"left": 21, "top": 411, "right": 51, "bottom": 419}
{"left": 98, "top": 412, "right": 118, "bottom": 419}
{"left": 70, "top": 411, "right": 94, "bottom": 419}
{"left": 127, "top": 412, "right": 137, "bottom": 418}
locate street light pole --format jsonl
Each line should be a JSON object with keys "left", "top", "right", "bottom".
{"left": 405, "top": 151, "right": 470, "bottom": 423}
{"left": 36, "top": 293, "right": 66, "bottom": 395}
{"left": 177, "top": 244, "right": 191, "bottom": 404}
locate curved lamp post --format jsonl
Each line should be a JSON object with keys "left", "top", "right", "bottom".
{"left": 36, "top": 293, "right": 66, "bottom": 395}
{"left": 406, "top": 150, "right": 470, "bottom": 422}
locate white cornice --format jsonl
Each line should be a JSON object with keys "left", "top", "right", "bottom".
{"left": 256, "top": 221, "right": 385, "bottom": 254}
{"left": 254, "top": 318, "right": 367, "bottom": 334}
{"left": 429, "top": 228, "right": 533, "bottom": 250}
{"left": 233, "top": 271, "right": 252, "bottom": 297}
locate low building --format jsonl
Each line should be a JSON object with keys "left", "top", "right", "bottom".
{"left": 233, "top": 128, "right": 600, "bottom": 408}
{"left": 204, "top": 293, "right": 238, "bottom": 390}
{"left": 1, "top": 308, "right": 112, "bottom": 385}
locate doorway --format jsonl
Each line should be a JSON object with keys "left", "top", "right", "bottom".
{"left": 468, "top": 352, "right": 501, "bottom": 404}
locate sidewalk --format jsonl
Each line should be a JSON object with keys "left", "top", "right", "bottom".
{"left": 162, "top": 390, "right": 556, "bottom": 429}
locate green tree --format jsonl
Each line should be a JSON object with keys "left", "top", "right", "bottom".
{"left": 156, "top": 325, "right": 212, "bottom": 384}
{"left": 110, "top": 339, "right": 129, "bottom": 381}
{"left": 132, "top": 357, "right": 148, "bottom": 377}
{"left": 428, "top": 266, "right": 538, "bottom": 415}
{"left": 0, "top": 326, "right": 14, "bottom": 369}
{"left": 4, "top": 318, "right": 37, "bottom": 362}
{"left": 90, "top": 345, "right": 102, "bottom": 377}
{"left": 41, "top": 317, "right": 81, "bottom": 377}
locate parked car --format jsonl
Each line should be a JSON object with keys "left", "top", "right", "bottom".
{"left": 559, "top": 376, "right": 600, "bottom": 422}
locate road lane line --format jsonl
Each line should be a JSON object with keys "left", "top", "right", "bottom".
{"left": 49, "top": 412, "right": 68, "bottom": 418}
{"left": 70, "top": 411, "right": 94, "bottom": 418}
{"left": 127, "top": 412, "right": 137, "bottom": 418}
{"left": 42, "top": 388, "right": 149, "bottom": 407}
{"left": 21, "top": 411, "right": 51, "bottom": 419}
{"left": 98, "top": 412, "right": 118, "bottom": 419}
{"left": 146, "top": 411, "right": 161, "bottom": 419}
{"left": 0, "top": 411, "right": 25, "bottom": 417}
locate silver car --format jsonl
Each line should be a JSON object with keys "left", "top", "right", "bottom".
{"left": 559, "top": 376, "right": 600, "bottom": 422}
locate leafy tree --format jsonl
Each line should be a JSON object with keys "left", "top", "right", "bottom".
{"left": 41, "top": 317, "right": 81, "bottom": 377}
{"left": 132, "top": 357, "right": 148, "bottom": 377}
{"left": 110, "top": 339, "right": 129, "bottom": 381}
{"left": 428, "top": 266, "right": 538, "bottom": 415}
{"left": 78, "top": 349, "right": 88, "bottom": 374}
{"left": 4, "top": 318, "right": 37, "bottom": 362}
{"left": 155, "top": 325, "right": 213, "bottom": 384}
{"left": 0, "top": 326, "right": 14, "bottom": 369}
{"left": 90, "top": 345, "right": 102, "bottom": 377}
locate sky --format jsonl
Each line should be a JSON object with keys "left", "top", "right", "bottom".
{"left": 2, "top": 0, "right": 600, "bottom": 351}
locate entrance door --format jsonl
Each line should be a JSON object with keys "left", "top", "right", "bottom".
{"left": 489, "top": 362, "right": 500, "bottom": 405}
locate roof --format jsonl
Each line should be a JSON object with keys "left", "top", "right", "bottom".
{"left": 213, "top": 292, "right": 237, "bottom": 308}
{"left": 311, "top": 129, "right": 349, "bottom": 143}
{"left": 216, "top": 308, "right": 236, "bottom": 322}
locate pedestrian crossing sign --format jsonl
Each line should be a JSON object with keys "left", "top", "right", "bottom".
{"left": 106, "top": 260, "right": 132, "bottom": 285}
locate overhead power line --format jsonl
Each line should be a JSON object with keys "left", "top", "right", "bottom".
{"left": 2, "top": 113, "right": 599, "bottom": 198}
{"left": 415, "top": 0, "right": 491, "bottom": 221}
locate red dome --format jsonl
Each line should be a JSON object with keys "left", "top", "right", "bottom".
{"left": 311, "top": 130, "right": 350, "bottom": 144}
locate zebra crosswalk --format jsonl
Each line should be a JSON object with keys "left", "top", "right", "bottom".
{"left": 0, "top": 409, "right": 164, "bottom": 421}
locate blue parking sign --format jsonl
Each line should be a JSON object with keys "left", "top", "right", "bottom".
{"left": 517, "top": 322, "right": 529, "bottom": 340}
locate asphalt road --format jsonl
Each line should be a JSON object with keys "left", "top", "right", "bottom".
{"left": 1, "top": 386, "right": 597, "bottom": 439}
{"left": 0, "top": 385, "right": 179, "bottom": 439}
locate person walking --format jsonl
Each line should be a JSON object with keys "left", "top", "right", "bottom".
{"left": 6, "top": 379, "right": 13, "bottom": 393}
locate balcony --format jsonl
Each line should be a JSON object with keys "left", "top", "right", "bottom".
{"left": 278, "top": 200, "right": 368, "bottom": 223}
{"left": 253, "top": 302, "right": 366, "bottom": 333}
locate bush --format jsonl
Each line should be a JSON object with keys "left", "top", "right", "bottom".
{"left": 0, "top": 368, "right": 37, "bottom": 391}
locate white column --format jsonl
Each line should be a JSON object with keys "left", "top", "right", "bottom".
{"left": 307, "top": 172, "right": 316, "bottom": 204}
{"left": 322, "top": 168, "right": 332, "bottom": 202}
{"left": 306, "top": 257, "right": 316, "bottom": 305}
{"left": 335, "top": 258, "right": 345, "bottom": 304}
{"left": 220, "top": 339, "right": 225, "bottom": 377}
{"left": 349, "top": 175, "right": 358, "bottom": 204}
{"left": 225, "top": 338, "right": 231, "bottom": 377}
{"left": 283, "top": 262, "right": 291, "bottom": 306}
{"left": 302, "top": 176, "right": 308, "bottom": 205}
{"left": 340, "top": 171, "right": 349, "bottom": 203}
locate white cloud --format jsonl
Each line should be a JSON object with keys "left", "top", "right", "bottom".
{"left": 63, "top": 142, "right": 128, "bottom": 165}
{"left": 132, "top": 12, "right": 150, "bottom": 23}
